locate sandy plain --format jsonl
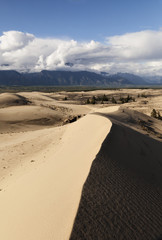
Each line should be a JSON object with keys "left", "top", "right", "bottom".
{"left": 0, "top": 89, "right": 162, "bottom": 240}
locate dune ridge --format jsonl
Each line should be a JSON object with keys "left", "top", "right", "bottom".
{"left": 70, "top": 109, "right": 162, "bottom": 240}
{"left": 0, "top": 106, "right": 118, "bottom": 240}
{"left": 1, "top": 88, "right": 162, "bottom": 240}
{"left": 0, "top": 93, "right": 30, "bottom": 108}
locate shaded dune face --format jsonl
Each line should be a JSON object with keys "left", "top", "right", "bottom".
{"left": 0, "top": 93, "right": 30, "bottom": 108}
{"left": 70, "top": 122, "right": 162, "bottom": 240}
{"left": 101, "top": 108, "right": 162, "bottom": 141}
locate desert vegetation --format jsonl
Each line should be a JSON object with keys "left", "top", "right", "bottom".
{"left": 86, "top": 94, "right": 136, "bottom": 105}
{"left": 151, "top": 109, "right": 162, "bottom": 120}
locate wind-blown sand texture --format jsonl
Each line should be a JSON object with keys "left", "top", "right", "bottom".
{"left": 70, "top": 109, "right": 162, "bottom": 240}
{"left": 0, "top": 100, "right": 118, "bottom": 239}
{"left": 0, "top": 89, "right": 162, "bottom": 240}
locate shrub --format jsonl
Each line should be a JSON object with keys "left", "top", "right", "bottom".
{"left": 151, "top": 109, "right": 157, "bottom": 118}
{"left": 102, "top": 94, "right": 109, "bottom": 101}
{"left": 151, "top": 109, "right": 162, "bottom": 120}
{"left": 119, "top": 95, "right": 134, "bottom": 104}
{"left": 111, "top": 97, "right": 117, "bottom": 104}
{"left": 86, "top": 98, "right": 90, "bottom": 104}
{"left": 141, "top": 94, "right": 147, "bottom": 98}
{"left": 91, "top": 96, "right": 96, "bottom": 104}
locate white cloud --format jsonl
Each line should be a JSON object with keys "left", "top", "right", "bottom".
{"left": 0, "top": 31, "right": 34, "bottom": 51}
{"left": 106, "top": 30, "right": 162, "bottom": 60}
{"left": 1, "top": 30, "right": 162, "bottom": 75}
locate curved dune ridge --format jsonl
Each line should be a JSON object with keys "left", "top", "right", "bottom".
{"left": 0, "top": 106, "right": 118, "bottom": 240}
{"left": 0, "top": 93, "right": 30, "bottom": 108}
{"left": 0, "top": 91, "right": 91, "bottom": 133}
{"left": 70, "top": 109, "right": 162, "bottom": 240}
{"left": 0, "top": 92, "right": 65, "bottom": 133}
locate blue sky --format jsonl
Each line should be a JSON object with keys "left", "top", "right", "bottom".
{"left": 1, "top": 0, "right": 162, "bottom": 75}
{"left": 1, "top": 0, "right": 162, "bottom": 41}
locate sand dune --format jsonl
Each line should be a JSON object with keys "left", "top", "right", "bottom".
{"left": 70, "top": 109, "right": 162, "bottom": 240}
{"left": 0, "top": 106, "right": 118, "bottom": 240}
{"left": 0, "top": 105, "right": 65, "bottom": 132}
{"left": 96, "top": 107, "right": 162, "bottom": 141}
{"left": 0, "top": 93, "right": 30, "bottom": 108}
{"left": 0, "top": 89, "right": 162, "bottom": 240}
{"left": 0, "top": 91, "right": 91, "bottom": 133}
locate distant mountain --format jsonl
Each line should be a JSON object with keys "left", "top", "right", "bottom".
{"left": 100, "top": 71, "right": 109, "bottom": 76}
{"left": 22, "top": 70, "right": 109, "bottom": 86}
{"left": 0, "top": 70, "right": 22, "bottom": 85}
{"left": 143, "top": 76, "right": 162, "bottom": 84}
{"left": 0, "top": 70, "right": 156, "bottom": 86}
{"left": 110, "top": 73, "right": 147, "bottom": 85}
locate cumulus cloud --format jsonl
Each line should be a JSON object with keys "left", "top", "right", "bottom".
{"left": 1, "top": 30, "right": 162, "bottom": 75}
{"left": 0, "top": 31, "right": 34, "bottom": 51}
{"left": 106, "top": 30, "right": 162, "bottom": 60}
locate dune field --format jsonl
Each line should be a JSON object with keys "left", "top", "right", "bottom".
{"left": 0, "top": 89, "right": 162, "bottom": 240}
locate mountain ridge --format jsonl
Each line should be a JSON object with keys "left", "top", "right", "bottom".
{"left": 0, "top": 70, "right": 158, "bottom": 86}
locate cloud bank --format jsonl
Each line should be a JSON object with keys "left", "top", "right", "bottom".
{"left": 1, "top": 30, "right": 162, "bottom": 75}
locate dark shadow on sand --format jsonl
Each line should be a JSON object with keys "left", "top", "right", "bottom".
{"left": 70, "top": 111, "right": 162, "bottom": 240}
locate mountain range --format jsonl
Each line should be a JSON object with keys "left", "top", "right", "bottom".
{"left": 0, "top": 70, "right": 161, "bottom": 86}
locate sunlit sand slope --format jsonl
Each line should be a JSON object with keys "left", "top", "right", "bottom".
{"left": 0, "top": 107, "right": 118, "bottom": 240}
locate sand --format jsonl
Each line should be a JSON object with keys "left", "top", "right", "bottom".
{"left": 70, "top": 109, "right": 162, "bottom": 240}
{"left": 0, "top": 91, "right": 91, "bottom": 133}
{"left": 0, "top": 102, "right": 119, "bottom": 240}
{"left": 0, "top": 89, "right": 162, "bottom": 240}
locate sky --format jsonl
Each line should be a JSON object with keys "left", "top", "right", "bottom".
{"left": 1, "top": 0, "right": 162, "bottom": 75}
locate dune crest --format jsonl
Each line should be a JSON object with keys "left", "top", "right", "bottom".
{"left": 70, "top": 108, "right": 162, "bottom": 240}
{"left": 0, "top": 106, "right": 118, "bottom": 240}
